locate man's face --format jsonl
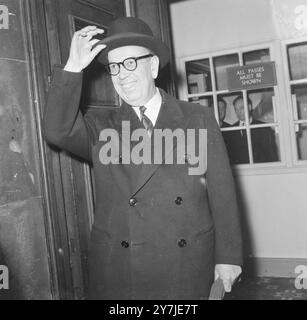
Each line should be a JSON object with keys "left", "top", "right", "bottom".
{"left": 108, "top": 45, "right": 159, "bottom": 107}
{"left": 233, "top": 98, "right": 250, "bottom": 122}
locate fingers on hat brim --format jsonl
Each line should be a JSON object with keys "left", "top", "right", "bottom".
{"left": 93, "top": 35, "right": 170, "bottom": 68}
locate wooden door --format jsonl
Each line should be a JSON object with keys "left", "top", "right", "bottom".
{"left": 42, "top": 0, "right": 125, "bottom": 299}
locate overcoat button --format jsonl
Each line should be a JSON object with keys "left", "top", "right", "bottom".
{"left": 178, "top": 239, "right": 187, "bottom": 247}
{"left": 129, "top": 197, "right": 137, "bottom": 206}
{"left": 175, "top": 196, "right": 183, "bottom": 205}
{"left": 121, "top": 241, "right": 129, "bottom": 248}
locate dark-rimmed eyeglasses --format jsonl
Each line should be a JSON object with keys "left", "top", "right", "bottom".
{"left": 105, "top": 54, "right": 154, "bottom": 76}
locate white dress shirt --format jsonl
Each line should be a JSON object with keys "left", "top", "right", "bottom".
{"left": 132, "top": 88, "right": 162, "bottom": 126}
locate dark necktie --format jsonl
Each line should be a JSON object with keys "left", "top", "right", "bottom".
{"left": 139, "top": 106, "right": 153, "bottom": 137}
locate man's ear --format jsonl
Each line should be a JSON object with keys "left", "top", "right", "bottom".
{"left": 151, "top": 55, "right": 160, "bottom": 79}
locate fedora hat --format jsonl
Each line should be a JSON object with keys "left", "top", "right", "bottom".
{"left": 95, "top": 17, "right": 170, "bottom": 68}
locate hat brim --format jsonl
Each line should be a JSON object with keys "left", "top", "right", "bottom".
{"left": 95, "top": 32, "right": 170, "bottom": 68}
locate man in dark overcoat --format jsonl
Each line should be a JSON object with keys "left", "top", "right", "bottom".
{"left": 43, "top": 17, "right": 242, "bottom": 300}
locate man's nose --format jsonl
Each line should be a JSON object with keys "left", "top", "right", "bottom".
{"left": 118, "top": 64, "right": 129, "bottom": 78}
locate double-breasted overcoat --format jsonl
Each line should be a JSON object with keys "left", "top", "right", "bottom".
{"left": 43, "top": 66, "right": 242, "bottom": 300}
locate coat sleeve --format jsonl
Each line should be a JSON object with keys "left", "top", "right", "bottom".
{"left": 42, "top": 65, "right": 95, "bottom": 162}
{"left": 205, "top": 108, "right": 243, "bottom": 266}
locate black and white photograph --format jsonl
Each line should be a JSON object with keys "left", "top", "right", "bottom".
{"left": 0, "top": 0, "right": 307, "bottom": 307}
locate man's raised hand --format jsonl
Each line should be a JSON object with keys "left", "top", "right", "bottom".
{"left": 64, "top": 26, "right": 106, "bottom": 72}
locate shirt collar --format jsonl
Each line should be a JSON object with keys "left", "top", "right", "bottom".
{"left": 239, "top": 116, "right": 253, "bottom": 126}
{"left": 132, "top": 88, "right": 162, "bottom": 126}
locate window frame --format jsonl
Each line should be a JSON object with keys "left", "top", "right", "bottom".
{"left": 282, "top": 36, "right": 307, "bottom": 167}
{"left": 177, "top": 41, "right": 307, "bottom": 176}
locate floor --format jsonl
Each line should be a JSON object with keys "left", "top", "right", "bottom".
{"left": 224, "top": 277, "right": 307, "bottom": 300}
{"left": 1, "top": 276, "right": 306, "bottom": 300}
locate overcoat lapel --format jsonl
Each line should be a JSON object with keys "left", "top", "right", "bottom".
{"left": 132, "top": 90, "right": 186, "bottom": 196}
{"left": 112, "top": 100, "right": 144, "bottom": 164}
{"left": 112, "top": 101, "right": 143, "bottom": 142}
{"left": 109, "top": 91, "right": 188, "bottom": 196}
{"left": 108, "top": 101, "right": 143, "bottom": 194}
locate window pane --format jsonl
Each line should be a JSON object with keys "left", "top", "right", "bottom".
{"left": 247, "top": 88, "right": 276, "bottom": 123}
{"left": 231, "top": 93, "right": 248, "bottom": 123}
{"left": 296, "top": 123, "right": 307, "bottom": 160}
{"left": 222, "top": 125, "right": 280, "bottom": 165}
{"left": 288, "top": 42, "right": 307, "bottom": 80}
{"left": 214, "top": 54, "right": 239, "bottom": 91}
{"left": 186, "top": 59, "right": 212, "bottom": 94}
{"left": 243, "top": 49, "right": 270, "bottom": 65}
{"left": 218, "top": 93, "right": 241, "bottom": 128}
{"left": 251, "top": 127, "right": 280, "bottom": 163}
{"left": 188, "top": 96, "right": 213, "bottom": 107}
{"left": 291, "top": 84, "right": 307, "bottom": 120}
{"left": 222, "top": 129, "right": 249, "bottom": 164}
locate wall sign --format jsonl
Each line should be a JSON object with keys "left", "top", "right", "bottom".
{"left": 226, "top": 61, "right": 277, "bottom": 92}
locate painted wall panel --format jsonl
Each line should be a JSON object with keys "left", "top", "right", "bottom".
{"left": 170, "top": 0, "right": 276, "bottom": 57}
{"left": 236, "top": 173, "right": 307, "bottom": 258}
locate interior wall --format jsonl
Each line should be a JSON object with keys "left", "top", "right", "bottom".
{"left": 170, "top": 0, "right": 307, "bottom": 56}
{"left": 236, "top": 173, "right": 307, "bottom": 259}
{"left": 170, "top": 0, "right": 307, "bottom": 263}
{"left": 170, "top": 0, "right": 276, "bottom": 57}
{"left": 0, "top": 0, "right": 51, "bottom": 299}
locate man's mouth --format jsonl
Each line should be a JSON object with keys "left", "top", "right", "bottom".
{"left": 121, "top": 82, "right": 136, "bottom": 91}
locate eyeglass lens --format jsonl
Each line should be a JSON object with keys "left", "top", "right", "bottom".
{"left": 107, "top": 54, "right": 153, "bottom": 75}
